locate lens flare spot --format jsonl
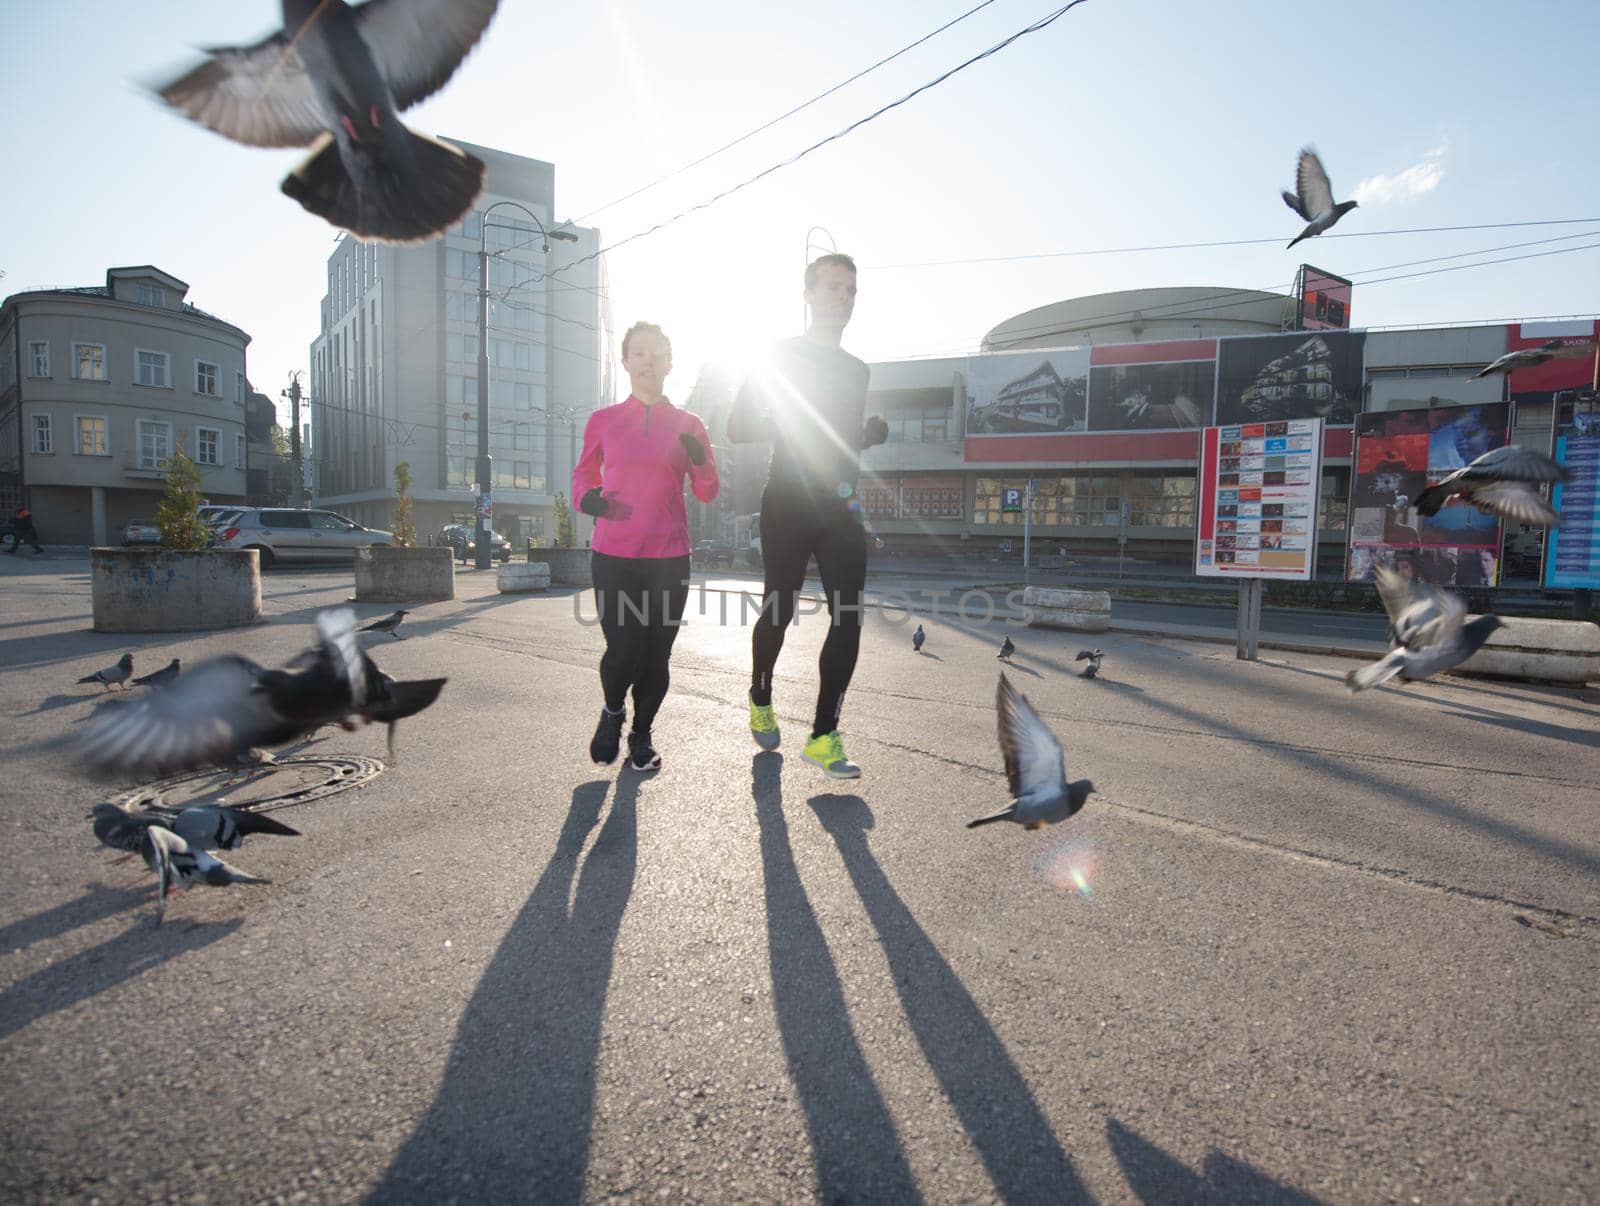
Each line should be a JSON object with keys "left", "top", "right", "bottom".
{"left": 1034, "top": 839, "right": 1098, "bottom": 899}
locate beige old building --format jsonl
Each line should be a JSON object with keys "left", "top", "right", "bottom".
{"left": 0, "top": 266, "right": 250, "bottom": 544}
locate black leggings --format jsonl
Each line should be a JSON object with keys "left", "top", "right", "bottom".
{"left": 590, "top": 551, "right": 691, "bottom": 735}
{"left": 751, "top": 491, "right": 868, "bottom": 737}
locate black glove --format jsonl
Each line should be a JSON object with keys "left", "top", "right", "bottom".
{"left": 578, "top": 486, "right": 609, "bottom": 518}
{"left": 679, "top": 431, "right": 707, "bottom": 466}
{"left": 861, "top": 415, "right": 890, "bottom": 448}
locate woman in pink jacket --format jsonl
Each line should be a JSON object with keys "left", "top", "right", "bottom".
{"left": 572, "top": 322, "right": 720, "bottom": 771}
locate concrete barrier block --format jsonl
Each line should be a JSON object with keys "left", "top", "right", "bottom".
{"left": 1458, "top": 615, "right": 1600, "bottom": 684}
{"left": 1022, "top": 585, "right": 1111, "bottom": 633}
{"left": 354, "top": 546, "right": 454, "bottom": 603}
{"left": 528, "top": 545, "right": 592, "bottom": 588}
{"left": 91, "top": 548, "right": 261, "bottom": 632}
{"left": 498, "top": 562, "right": 551, "bottom": 593}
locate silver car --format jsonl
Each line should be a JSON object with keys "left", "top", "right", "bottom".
{"left": 210, "top": 508, "right": 392, "bottom": 569}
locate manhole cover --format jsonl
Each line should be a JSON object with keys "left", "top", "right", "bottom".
{"left": 112, "top": 754, "right": 385, "bottom": 816}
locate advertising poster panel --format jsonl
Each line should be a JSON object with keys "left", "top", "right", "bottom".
{"left": 1297, "top": 265, "right": 1353, "bottom": 331}
{"left": 1215, "top": 331, "right": 1365, "bottom": 427}
{"left": 1195, "top": 418, "right": 1322, "bottom": 580}
{"left": 1087, "top": 360, "right": 1215, "bottom": 431}
{"left": 965, "top": 349, "right": 1089, "bottom": 435}
{"left": 1345, "top": 402, "right": 1510, "bottom": 586}
{"left": 1544, "top": 395, "right": 1600, "bottom": 589}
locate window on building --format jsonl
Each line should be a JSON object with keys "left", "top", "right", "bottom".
{"left": 137, "top": 419, "right": 172, "bottom": 470}
{"left": 196, "top": 426, "right": 221, "bottom": 465}
{"left": 31, "top": 414, "right": 52, "bottom": 453}
{"left": 77, "top": 415, "right": 109, "bottom": 456}
{"left": 1128, "top": 475, "right": 1197, "bottom": 528}
{"left": 886, "top": 404, "right": 951, "bottom": 443}
{"left": 235, "top": 433, "right": 246, "bottom": 469}
{"left": 514, "top": 342, "right": 532, "bottom": 371}
{"left": 135, "top": 349, "right": 171, "bottom": 388}
{"left": 73, "top": 343, "right": 107, "bottom": 381}
{"left": 515, "top": 382, "right": 532, "bottom": 409}
{"left": 236, "top": 371, "right": 246, "bottom": 404}
{"left": 28, "top": 341, "right": 49, "bottom": 377}
{"left": 137, "top": 284, "right": 167, "bottom": 307}
{"left": 973, "top": 475, "right": 1123, "bottom": 526}
{"left": 196, "top": 360, "right": 220, "bottom": 396}
{"left": 1319, "top": 468, "right": 1349, "bottom": 534}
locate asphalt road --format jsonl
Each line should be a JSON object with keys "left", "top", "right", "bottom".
{"left": 1, "top": 554, "right": 1597, "bottom": 1203}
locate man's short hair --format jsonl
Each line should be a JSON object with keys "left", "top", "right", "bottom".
{"left": 621, "top": 321, "right": 671, "bottom": 359}
{"left": 805, "top": 253, "right": 857, "bottom": 291}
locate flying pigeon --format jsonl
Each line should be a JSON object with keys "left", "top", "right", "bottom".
{"left": 361, "top": 608, "right": 408, "bottom": 639}
{"left": 1282, "top": 148, "right": 1358, "bottom": 249}
{"left": 358, "top": 653, "right": 447, "bottom": 760}
{"left": 1076, "top": 648, "right": 1103, "bottom": 679}
{"left": 76, "top": 609, "right": 370, "bottom": 779}
{"left": 1472, "top": 338, "right": 1599, "bottom": 379}
{"left": 78, "top": 653, "right": 134, "bottom": 691}
{"left": 967, "top": 673, "right": 1093, "bottom": 831}
{"left": 1413, "top": 445, "right": 1567, "bottom": 528}
{"left": 131, "top": 658, "right": 182, "bottom": 688}
{"left": 912, "top": 624, "right": 925, "bottom": 653}
{"left": 155, "top": 0, "right": 501, "bottom": 243}
{"left": 141, "top": 826, "right": 268, "bottom": 927}
{"left": 1345, "top": 567, "right": 1504, "bottom": 692}
{"left": 997, "top": 636, "right": 1015, "bottom": 663}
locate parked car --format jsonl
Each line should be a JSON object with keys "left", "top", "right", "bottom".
{"left": 209, "top": 508, "right": 393, "bottom": 568}
{"left": 433, "top": 523, "right": 512, "bottom": 563}
{"left": 693, "top": 541, "right": 740, "bottom": 569}
{"left": 121, "top": 518, "right": 162, "bottom": 546}
{"left": 198, "top": 505, "right": 242, "bottom": 527}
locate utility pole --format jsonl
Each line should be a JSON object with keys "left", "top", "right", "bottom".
{"left": 283, "top": 372, "right": 305, "bottom": 507}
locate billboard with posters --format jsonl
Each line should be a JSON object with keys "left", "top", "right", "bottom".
{"left": 1195, "top": 418, "right": 1323, "bottom": 580}
{"left": 1087, "top": 359, "right": 1215, "bottom": 431}
{"left": 1297, "top": 265, "right": 1352, "bottom": 331}
{"left": 965, "top": 349, "right": 1089, "bottom": 435}
{"left": 1215, "top": 331, "right": 1365, "bottom": 427}
{"left": 1544, "top": 393, "right": 1600, "bottom": 589}
{"left": 1345, "top": 402, "right": 1510, "bottom": 586}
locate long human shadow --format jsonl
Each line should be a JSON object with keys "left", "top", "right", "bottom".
{"left": 1105, "top": 1117, "right": 1324, "bottom": 1204}
{"left": 1442, "top": 708, "right": 1600, "bottom": 749}
{"left": 810, "top": 794, "right": 1091, "bottom": 1204}
{"left": 371, "top": 778, "right": 637, "bottom": 1203}
{"left": 0, "top": 881, "right": 151, "bottom": 957}
{"left": 0, "top": 917, "right": 243, "bottom": 1041}
{"left": 752, "top": 754, "right": 921, "bottom": 1202}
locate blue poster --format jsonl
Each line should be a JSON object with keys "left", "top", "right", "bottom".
{"left": 1545, "top": 430, "right": 1600, "bottom": 588}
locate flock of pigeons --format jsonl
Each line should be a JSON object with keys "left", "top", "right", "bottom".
{"left": 74, "top": 609, "right": 446, "bottom": 923}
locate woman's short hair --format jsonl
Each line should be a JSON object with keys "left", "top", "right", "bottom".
{"left": 621, "top": 321, "right": 670, "bottom": 358}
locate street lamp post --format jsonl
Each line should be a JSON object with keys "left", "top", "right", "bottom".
{"left": 476, "top": 201, "right": 578, "bottom": 569}
{"left": 804, "top": 225, "right": 837, "bottom": 330}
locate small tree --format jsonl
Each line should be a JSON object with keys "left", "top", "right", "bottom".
{"left": 552, "top": 491, "right": 576, "bottom": 548}
{"left": 392, "top": 461, "right": 417, "bottom": 548}
{"left": 156, "top": 447, "right": 211, "bottom": 550}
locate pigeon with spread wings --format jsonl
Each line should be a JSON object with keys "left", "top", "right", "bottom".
{"left": 1472, "top": 338, "right": 1598, "bottom": 379}
{"left": 967, "top": 673, "right": 1093, "bottom": 831}
{"left": 1346, "top": 567, "right": 1504, "bottom": 692}
{"left": 1413, "top": 445, "right": 1567, "bottom": 528}
{"left": 1282, "top": 148, "right": 1358, "bottom": 249}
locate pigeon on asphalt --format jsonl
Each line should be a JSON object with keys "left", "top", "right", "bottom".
{"left": 361, "top": 609, "right": 408, "bottom": 639}
{"left": 1472, "top": 338, "right": 1599, "bottom": 379}
{"left": 1346, "top": 567, "right": 1505, "bottom": 692}
{"left": 131, "top": 658, "right": 182, "bottom": 688}
{"left": 912, "top": 624, "right": 925, "bottom": 653}
{"left": 1076, "top": 648, "right": 1103, "bottom": 679}
{"left": 76, "top": 609, "right": 370, "bottom": 779}
{"left": 155, "top": 0, "right": 501, "bottom": 243}
{"left": 78, "top": 653, "right": 134, "bottom": 691}
{"left": 154, "top": 804, "right": 301, "bottom": 852}
{"left": 997, "top": 636, "right": 1016, "bottom": 663}
{"left": 89, "top": 801, "right": 166, "bottom": 857}
{"left": 1413, "top": 445, "right": 1567, "bottom": 528}
{"left": 1282, "top": 148, "right": 1358, "bottom": 249}
{"left": 967, "top": 673, "right": 1094, "bottom": 831}
{"left": 141, "top": 826, "right": 268, "bottom": 927}
{"left": 358, "top": 653, "right": 447, "bottom": 760}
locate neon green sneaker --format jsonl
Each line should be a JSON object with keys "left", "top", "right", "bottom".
{"left": 802, "top": 730, "right": 860, "bottom": 779}
{"left": 749, "top": 694, "right": 780, "bottom": 750}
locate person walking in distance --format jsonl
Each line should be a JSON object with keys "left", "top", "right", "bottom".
{"left": 573, "top": 322, "right": 720, "bottom": 771}
{"left": 6, "top": 506, "right": 42, "bottom": 555}
{"left": 727, "top": 254, "right": 889, "bottom": 778}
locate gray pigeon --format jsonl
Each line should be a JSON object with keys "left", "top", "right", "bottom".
{"left": 157, "top": 805, "right": 300, "bottom": 852}
{"left": 967, "top": 673, "right": 1093, "bottom": 831}
{"left": 1472, "top": 338, "right": 1599, "bottom": 379}
{"left": 1282, "top": 148, "right": 1358, "bottom": 249}
{"left": 1346, "top": 567, "right": 1505, "bottom": 692}
{"left": 1414, "top": 445, "right": 1567, "bottom": 528}
{"left": 997, "top": 636, "right": 1015, "bottom": 663}
{"left": 141, "top": 826, "right": 268, "bottom": 927}
{"left": 131, "top": 657, "right": 182, "bottom": 688}
{"left": 1075, "top": 648, "right": 1103, "bottom": 679}
{"left": 89, "top": 801, "right": 165, "bottom": 856}
{"left": 156, "top": 0, "right": 500, "bottom": 243}
{"left": 361, "top": 608, "right": 408, "bottom": 639}
{"left": 78, "top": 653, "right": 134, "bottom": 691}
{"left": 912, "top": 624, "right": 925, "bottom": 653}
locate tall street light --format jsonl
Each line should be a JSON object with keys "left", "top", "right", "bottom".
{"left": 804, "top": 225, "right": 837, "bottom": 330}
{"left": 476, "top": 201, "right": 578, "bottom": 569}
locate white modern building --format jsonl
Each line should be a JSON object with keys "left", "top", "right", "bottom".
{"left": 0, "top": 266, "right": 250, "bottom": 544}
{"left": 308, "top": 139, "right": 613, "bottom": 545}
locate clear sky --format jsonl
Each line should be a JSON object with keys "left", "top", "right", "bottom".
{"left": 4, "top": 0, "right": 1598, "bottom": 426}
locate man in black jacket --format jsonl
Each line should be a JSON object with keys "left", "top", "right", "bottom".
{"left": 5, "top": 507, "right": 42, "bottom": 555}
{"left": 727, "top": 254, "right": 888, "bottom": 778}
